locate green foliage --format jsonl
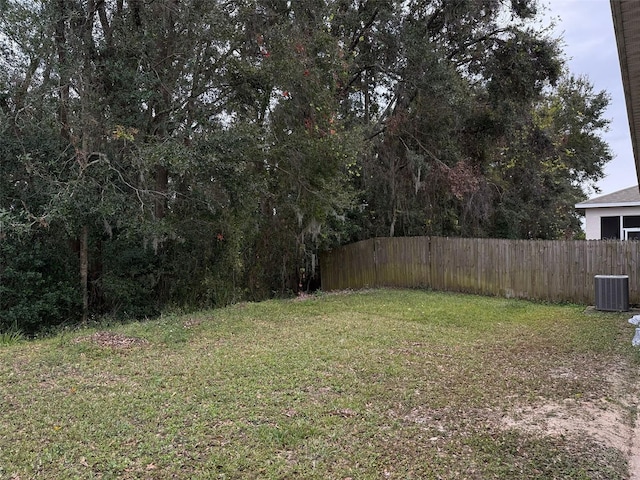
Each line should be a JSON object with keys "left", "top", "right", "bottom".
{"left": 0, "top": 328, "right": 24, "bottom": 346}
{"left": 0, "top": 230, "right": 79, "bottom": 334}
{"left": 0, "top": 0, "right": 614, "bottom": 332}
{"left": 487, "top": 74, "right": 612, "bottom": 239}
{"left": 100, "top": 238, "right": 161, "bottom": 319}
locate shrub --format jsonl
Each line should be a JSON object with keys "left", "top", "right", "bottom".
{"left": 0, "top": 231, "right": 80, "bottom": 334}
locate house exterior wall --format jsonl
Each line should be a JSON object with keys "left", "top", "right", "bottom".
{"left": 584, "top": 206, "right": 640, "bottom": 239}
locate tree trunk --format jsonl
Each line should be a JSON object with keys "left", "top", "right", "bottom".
{"left": 80, "top": 225, "right": 89, "bottom": 323}
{"left": 54, "top": 0, "right": 70, "bottom": 141}
{"left": 155, "top": 165, "right": 168, "bottom": 219}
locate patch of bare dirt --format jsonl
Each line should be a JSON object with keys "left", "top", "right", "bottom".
{"left": 500, "top": 364, "right": 640, "bottom": 480}
{"left": 73, "top": 331, "right": 149, "bottom": 349}
{"left": 395, "top": 358, "right": 640, "bottom": 478}
{"left": 501, "top": 398, "right": 631, "bottom": 453}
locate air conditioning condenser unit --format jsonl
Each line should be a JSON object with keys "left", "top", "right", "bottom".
{"left": 594, "top": 275, "right": 629, "bottom": 312}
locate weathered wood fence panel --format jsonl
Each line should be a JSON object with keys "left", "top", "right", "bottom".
{"left": 374, "top": 237, "right": 430, "bottom": 288}
{"left": 319, "top": 237, "right": 640, "bottom": 305}
{"left": 318, "top": 239, "right": 376, "bottom": 290}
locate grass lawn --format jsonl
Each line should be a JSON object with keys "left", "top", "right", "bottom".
{"left": 1, "top": 289, "right": 639, "bottom": 479}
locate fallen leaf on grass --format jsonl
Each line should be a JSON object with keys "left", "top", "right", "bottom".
{"left": 330, "top": 408, "right": 357, "bottom": 418}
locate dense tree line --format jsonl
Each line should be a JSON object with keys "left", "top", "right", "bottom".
{"left": 0, "top": 0, "right": 612, "bottom": 333}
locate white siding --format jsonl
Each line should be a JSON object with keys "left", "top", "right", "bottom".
{"left": 583, "top": 206, "right": 640, "bottom": 239}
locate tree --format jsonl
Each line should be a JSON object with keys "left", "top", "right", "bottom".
{"left": 0, "top": 0, "right": 614, "bottom": 333}
{"left": 487, "top": 75, "right": 612, "bottom": 239}
{"left": 228, "top": 0, "right": 363, "bottom": 295}
{"left": 338, "top": 0, "right": 563, "bottom": 238}
{"left": 1, "top": 0, "right": 238, "bottom": 323}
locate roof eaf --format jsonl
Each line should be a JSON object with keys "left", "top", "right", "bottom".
{"left": 575, "top": 185, "right": 640, "bottom": 208}
{"left": 611, "top": 0, "right": 640, "bottom": 191}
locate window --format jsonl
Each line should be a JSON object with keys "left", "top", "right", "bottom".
{"left": 624, "top": 216, "right": 640, "bottom": 228}
{"left": 626, "top": 229, "right": 640, "bottom": 240}
{"left": 600, "top": 215, "right": 640, "bottom": 239}
{"left": 601, "top": 216, "right": 620, "bottom": 239}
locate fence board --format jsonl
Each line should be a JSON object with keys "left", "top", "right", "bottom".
{"left": 320, "top": 237, "right": 640, "bottom": 305}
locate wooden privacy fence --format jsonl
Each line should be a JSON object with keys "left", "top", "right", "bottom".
{"left": 319, "top": 237, "right": 640, "bottom": 305}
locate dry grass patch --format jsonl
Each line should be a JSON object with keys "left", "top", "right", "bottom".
{"left": 72, "top": 330, "right": 149, "bottom": 348}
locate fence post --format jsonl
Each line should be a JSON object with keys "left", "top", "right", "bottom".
{"left": 373, "top": 237, "right": 379, "bottom": 288}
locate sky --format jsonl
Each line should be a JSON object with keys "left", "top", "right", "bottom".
{"left": 542, "top": 0, "right": 636, "bottom": 197}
